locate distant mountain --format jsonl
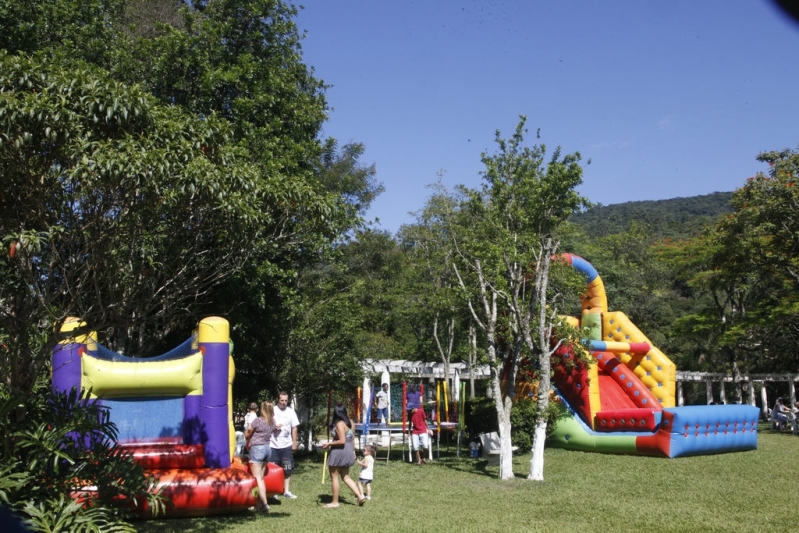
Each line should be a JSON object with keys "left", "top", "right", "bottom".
{"left": 569, "top": 192, "right": 734, "bottom": 240}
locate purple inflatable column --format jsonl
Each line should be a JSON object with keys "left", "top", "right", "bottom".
{"left": 52, "top": 317, "right": 88, "bottom": 396}
{"left": 198, "top": 317, "right": 231, "bottom": 468}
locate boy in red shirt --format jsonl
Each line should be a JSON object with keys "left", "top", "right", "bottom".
{"left": 410, "top": 406, "right": 430, "bottom": 465}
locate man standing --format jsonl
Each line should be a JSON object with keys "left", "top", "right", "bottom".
{"left": 271, "top": 391, "right": 300, "bottom": 498}
{"left": 374, "top": 383, "right": 390, "bottom": 425}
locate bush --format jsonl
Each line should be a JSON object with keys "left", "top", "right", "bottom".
{"left": 0, "top": 381, "right": 166, "bottom": 532}
{"left": 463, "top": 394, "right": 563, "bottom": 452}
{"left": 463, "top": 397, "right": 498, "bottom": 440}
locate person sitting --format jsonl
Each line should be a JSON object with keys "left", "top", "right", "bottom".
{"left": 772, "top": 398, "right": 790, "bottom": 430}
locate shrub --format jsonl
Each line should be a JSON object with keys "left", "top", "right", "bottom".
{"left": 463, "top": 394, "right": 563, "bottom": 452}
{"left": 0, "top": 381, "right": 166, "bottom": 532}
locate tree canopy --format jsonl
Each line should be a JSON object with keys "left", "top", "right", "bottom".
{"left": 0, "top": 52, "right": 270, "bottom": 391}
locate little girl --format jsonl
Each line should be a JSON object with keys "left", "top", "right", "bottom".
{"left": 356, "top": 444, "right": 375, "bottom": 500}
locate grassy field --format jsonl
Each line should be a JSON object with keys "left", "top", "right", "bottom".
{"left": 136, "top": 425, "right": 799, "bottom": 533}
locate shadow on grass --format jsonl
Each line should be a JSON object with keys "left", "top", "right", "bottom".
{"left": 312, "top": 493, "right": 364, "bottom": 507}
{"left": 764, "top": 428, "right": 798, "bottom": 438}
{"left": 425, "top": 452, "right": 503, "bottom": 478}
{"left": 134, "top": 508, "right": 292, "bottom": 533}
{"left": 757, "top": 420, "right": 798, "bottom": 438}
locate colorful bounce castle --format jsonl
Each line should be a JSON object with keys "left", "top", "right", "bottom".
{"left": 52, "top": 316, "right": 283, "bottom": 517}
{"left": 547, "top": 254, "right": 759, "bottom": 457}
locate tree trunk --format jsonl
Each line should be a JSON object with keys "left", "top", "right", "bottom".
{"left": 433, "top": 313, "right": 456, "bottom": 405}
{"left": 526, "top": 238, "right": 556, "bottom": 481}
{"left": 528, "top": 416, "right": 548, "bottom": 480}
{"left": 490, "top": 373, "right": 515, "bottom": 480}
{"left": 528, "top": 349, "right": 552, "bottom": 480}
{"left": 468, "top": 321, "right": 478, "bottom": 399}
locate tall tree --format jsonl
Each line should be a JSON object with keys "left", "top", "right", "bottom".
{"left": 0, "top": 53, "right": 279, "bottom": 393}
{"left": 399, "top": 181, "right": 470, "bottom": 405}
{"left": 114, "top": 1, "right": 386, "bottom": 398}
{"left": 1, "top": 1, "right": 374, "bottom": 400}
{"left": 451, "top": 117, "right": 588, "bottom": 480}
{"left": 669, "top": 147, "right": 799, "bottom": 392}
{"left": 217, "top": 140, "right": 384, "bottom": 403}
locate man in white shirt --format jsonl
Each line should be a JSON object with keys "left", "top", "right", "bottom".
{"left": 374, "top": 383, "right": 390, "bottom": 425}
{"left": 271, "top": 391, "right": 300, "bottom": 498}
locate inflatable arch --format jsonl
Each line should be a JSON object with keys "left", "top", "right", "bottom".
{"left": 52, "top": 316, "right": 283, "bottom": 517}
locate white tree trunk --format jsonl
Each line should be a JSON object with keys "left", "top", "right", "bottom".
{"left": 526, "top": 238, "right": 556, "bottom": 481}
{"left": 499, "top": 418, "right": 514, "bottom": 480}
{"left": 528, "top": 419, "right": 547, "bottom": 480}
{"left": 497, "top": 399, "right": 514, "bottom": 480}
{"left": 489, "top": 374, "right": 515, "bottom": 480}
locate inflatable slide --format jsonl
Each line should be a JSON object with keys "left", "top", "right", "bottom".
{"left": 52, "top": 316, "right": 283, "bottom": 517}
{"left": 547, "top": 254, "right": 759, "bottom": 458}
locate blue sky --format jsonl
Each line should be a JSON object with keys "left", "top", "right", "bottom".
{"left": 296, "top": 1, "right": 799, "bottom": 235}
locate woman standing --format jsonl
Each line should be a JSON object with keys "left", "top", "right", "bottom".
{"left": 321, "top": 403, "right": 365, "bottom": 508}
{"left": 245, "top": 401, "right": 281, "bottom": 512}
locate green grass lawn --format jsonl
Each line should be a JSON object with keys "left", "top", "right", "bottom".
{"left": 136, "top": 425, "right": 799, "bottom": 533}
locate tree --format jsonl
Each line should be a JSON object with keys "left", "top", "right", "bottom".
{"left": 399, "top": 180, "right": 471, "bottom": 405}
{"left": 1, "top": 1, "right": 372, "bottom": 403}
{"left": 0, "top": 0, "right": 125, "bottom": 65}
{"left": 450, "top": 117, "right": 588, "bottom": 480}
{"left": 213, "top": 140, "right": 384, "bottom": 406}
{"left": 116, "top": 0, "right": 328, "bottom": 180}
{"left": 112, "top": 1, "right": 389, "bottom": 400}
{"left": 668, "top": 147, "right": 799, "bottom": 390}
{"left": 0, "top": 53, "right": 284, "bottom": 393}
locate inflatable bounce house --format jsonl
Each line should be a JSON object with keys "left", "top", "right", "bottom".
{"left": 52, "top": 316, "right": 283, "bottom": 517}
{"left": 547, "top": 254, "right": 759, "bottom": 458}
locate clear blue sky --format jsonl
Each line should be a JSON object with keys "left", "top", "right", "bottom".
{"left": 296, "top": 1, "right": 799, "bottom": 235}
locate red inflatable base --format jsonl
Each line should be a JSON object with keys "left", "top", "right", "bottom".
{"left": 121, "top": 443, "right": 205, "bottom": 470}
{"left": 137, "top": 462, "right": 284, "bottom": 518}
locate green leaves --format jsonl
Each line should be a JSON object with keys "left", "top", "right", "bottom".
{"left": 0, "top": 384, "right": 163, "bottom": 531}
{"left": 0, "top": 51, "right": 273, "bottom": 392}
{"left": 662, "top": 147, "right": 799, "bottom": 375}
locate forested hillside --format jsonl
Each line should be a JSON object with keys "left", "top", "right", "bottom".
{"left": 570, "top": 191, "right": 733, "bottom": 239}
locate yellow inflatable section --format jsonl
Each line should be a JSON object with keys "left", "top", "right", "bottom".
{"left": 81, "top": 352, "right": 204, "bottom": 398}
{"left": 602, "top": 311, "right": 676, "bottom": 407}
{"left": 562, "top": 253, "right": 677, "bottom": 411}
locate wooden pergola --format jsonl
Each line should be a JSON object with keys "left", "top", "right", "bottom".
{"left": 360, "top": 359, "right": 490, "bottom": 380}
{"left": 676, "top": 371, "right": 799, "bottom": 417}
{"left": 360, "top": 361, "right": 799, "bottom": 419}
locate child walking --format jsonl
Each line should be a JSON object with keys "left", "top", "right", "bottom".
{"left": 357, "top": 444, "right": 376, "bottom": 500}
